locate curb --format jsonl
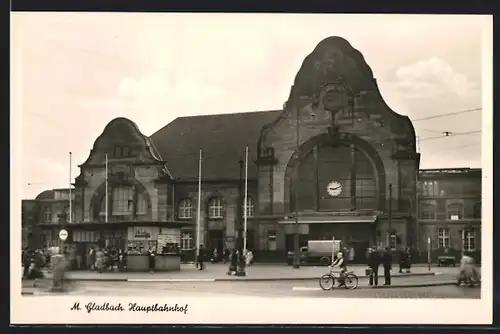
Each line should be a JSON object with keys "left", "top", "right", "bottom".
{"left": 48, "top": 272, "right": 438, "bottom": 283}
{"left": 213, "top": 272, "right": 437, "bottom": 282}
{"left": 291, "top": 281, "right": 460, "bottom": 292}
{"left": 370, "top": 281, "right": 457, "bottom": 289}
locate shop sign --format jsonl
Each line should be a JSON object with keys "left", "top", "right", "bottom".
{"left": 134, "top": 228, "right": 152, "bottom": 238}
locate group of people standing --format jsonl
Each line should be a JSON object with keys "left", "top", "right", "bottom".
{"left": 194, "top": 245, "right": 254, "bottom": 273}
{"left": 87, "top": 247, "right": 127, "bottom": 273}
{"left": 366, "top": 246, "right": 411, "bottom": 286}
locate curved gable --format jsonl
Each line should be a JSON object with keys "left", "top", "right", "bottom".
{"left": 80, "top": 117, "right": 165, "bottom": 167}
{"left": 259, "top": 36, "right": 417, "bottom": 155}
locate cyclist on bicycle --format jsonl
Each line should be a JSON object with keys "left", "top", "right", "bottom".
{"left": 330, "top": 251, "right": 347, "bottom": 287}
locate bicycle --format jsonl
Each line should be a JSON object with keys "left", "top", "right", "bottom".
{"left": 319, "top": 266, "right": 358, "bottom": 291}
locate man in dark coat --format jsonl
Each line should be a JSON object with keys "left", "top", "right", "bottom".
{"left": 383, "top": 248, "right": 393, "bottom": 286}
{"left": 368, "top": 247, "right": 381, "bottom": 286}
{"left": 197, "top": 244, "right": 205, "bottom": 270}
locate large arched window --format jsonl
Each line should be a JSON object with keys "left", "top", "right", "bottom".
{"left": 98, "top": 186, "right": 148, "bottom": 219}
{"left": 178, "top": 198, "right": 193, "bottom": 219}
{"left": 295, "top": 144, "right": 377, "bottom": 211}
{"left": 113, "top": 187, "right": 134, "bottom": 215}
{"left": 136, "top": 193, "right": 148, "bottom": 216}
{"left": 208, "top": 197, "right": 223, "bottom": 219}
{"left": 243, "top": 196, "right": 255, "bottom": 217}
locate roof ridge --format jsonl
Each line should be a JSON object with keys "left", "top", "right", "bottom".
{"left": 176, "top": 109, "right": 281, "bottom": 120}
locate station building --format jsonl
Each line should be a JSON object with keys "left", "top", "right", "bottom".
{"left": 21, "top": 36, "right": 482, "bottom": 263}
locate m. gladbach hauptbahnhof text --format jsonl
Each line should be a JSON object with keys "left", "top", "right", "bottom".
{"left": 22, "top": 37, "right": 482, "bottom": 265}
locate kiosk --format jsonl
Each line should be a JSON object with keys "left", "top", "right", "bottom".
{"left": 126, "top": 226, "right": 182, "bottom": 272}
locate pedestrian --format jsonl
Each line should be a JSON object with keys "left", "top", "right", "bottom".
{"left": 76, "top": 252, "right": 82, "bottom": 270}
{"left": 87, "top": 247, "right": 95, "bottom": 270}
{"left": 95, "top": 248, "right": 105, "bottom": 273}
{"left": 383, "top": 247, "right": 392, "bottom": 286}
{"left": 148, "top": 247, "right": 156, "bottom": 272}
{"left": 399, "top": 247, "right": 411, "bottom": 273}
{"left": 197, "top": 244, "right": 205, "bottom": 270}
{"left": 245, "top": 249, "right": 254, "bottom": 266}
{"left": 212, "top": 248, "right": 218, "bottom": 263}
{"left": 22, "top": 248, "right": 31, "bottom": 279}
{"left": 368, "top": 246, "right": 380, "bottom": 286}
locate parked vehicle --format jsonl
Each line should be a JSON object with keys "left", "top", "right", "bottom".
{"left": 287, "top": 240, "right": 342, "bottom": 266}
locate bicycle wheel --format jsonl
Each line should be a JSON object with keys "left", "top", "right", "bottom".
{"left": 344, "top": 273, "right": 358, "bottom": 290}
{"left": 319, "top": 274, "right": 335, "bottom": 291}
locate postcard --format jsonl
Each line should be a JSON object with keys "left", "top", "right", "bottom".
{"left": 11, "top": 12, "right": 492, "bottom": 324}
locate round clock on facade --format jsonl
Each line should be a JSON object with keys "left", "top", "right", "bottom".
{"left": 327, "top": 181, "right": 343, "bottom": 197}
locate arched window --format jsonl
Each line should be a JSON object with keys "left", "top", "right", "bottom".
{"left": 208, "top": 197, "right": 223, "bottom": 219}
{"left": 43, "top": 206, "right": 52, "bottom": 223}
{"left": 112, "top": 187, "right": 134, "bottom": 215}
{"left": 243, "top": 196, "right": 255, "bottom": 217}
{"left": 178, "top": 198, "right": 193, "bottom": 219}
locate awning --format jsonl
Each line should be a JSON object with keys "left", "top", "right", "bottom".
{"left": 278, "top": 215, "right": 377, "bottom": 224}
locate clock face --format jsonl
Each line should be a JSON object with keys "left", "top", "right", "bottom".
{"left": 327, "top": 181, "right": 343, "bottom": 197}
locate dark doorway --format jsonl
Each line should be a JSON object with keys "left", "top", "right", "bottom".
{"left": 208, "top": 230, "right": 224, "bottom": 253}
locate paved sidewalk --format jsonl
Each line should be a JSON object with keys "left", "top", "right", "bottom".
{"left": 33, "top": 264, "right": 451, "bottom": 282}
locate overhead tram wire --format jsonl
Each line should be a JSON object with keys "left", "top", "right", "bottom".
{"left": 419, "top": 130, "right": 481, "bottom": 142}
{"left": 411, "top": 108, "right": 482, "bottom": 122}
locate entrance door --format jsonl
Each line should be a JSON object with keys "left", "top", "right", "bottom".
{"left": 208, "top": 230, "right": 224, "bottom": 254}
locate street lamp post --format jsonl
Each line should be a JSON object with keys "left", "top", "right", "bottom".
{"left": 388, "top": 183, "right": 393, "bottom": 249}
{"left": 236, "top": 158, "right": 247, "bottom": 276}
{"left": 292, "top": 85, "right": 301, "bottom": 269}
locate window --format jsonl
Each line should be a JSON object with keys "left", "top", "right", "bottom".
{"left": 243, "top": 196, "right": 255, "bottom": 218}
{"left": 208, "top": 197, "right": 223, "bottom": 219}
{"left": 437, "top": 228, "right": 450, "bottom": 248}
{"left": 114, "top": 146, "right": 122, "bottom": 157}
{"left": 122, "top": 146, "right": 130, "bottom": 157}
{"left": 267, "top": 230, "right": 277, "bottom": 251}
{"left": 137, "top": 193, "right": 147, "bottom": 215}
{"left": 422, "top": 181, "right": 439, "bottom": 197}
{"left": 112, "top": 187, "right": 134, "bottom": 215}
{"left": 43, "top": 207, "right": 52, "bottom": 223}
{"left": 178, "top": 199, "right": 193, "bottom": 219}
{"left": 420, "top": 201, "right": 437, "bottom": 220}
{"left": 355, "top": 178, "right": 377, "bottom": 209}
{"left": 447, "top": 202, "right": 464, "bottom": 220}
{"left": 463, "top": 229, "right": 476, "bottom": 251}
{"left": 181, "top": 232, "right": 194, "bottom": 250}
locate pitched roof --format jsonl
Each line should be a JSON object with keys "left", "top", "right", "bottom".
{"left": 150, "top": 110, "right": 281, "bottom": 180}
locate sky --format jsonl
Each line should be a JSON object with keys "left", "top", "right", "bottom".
{"left": 11, "top": 13, "right": 490, "bottom": 199}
